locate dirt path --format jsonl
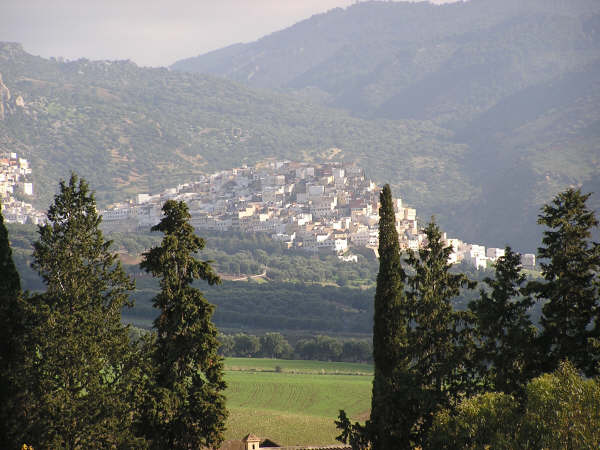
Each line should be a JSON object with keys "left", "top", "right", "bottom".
{"left": 219, "top": 269, "right": 267, "bottom": 282}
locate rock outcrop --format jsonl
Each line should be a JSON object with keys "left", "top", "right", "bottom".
{"left": 0, "top": 72, "right": 10, "bottom": 120}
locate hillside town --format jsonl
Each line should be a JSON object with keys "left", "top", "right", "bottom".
{"left": 101, "top": 160, "right": 536, "bottom": 269}
{"left": 0, "top": 151, "right": 46, "bottom": 225}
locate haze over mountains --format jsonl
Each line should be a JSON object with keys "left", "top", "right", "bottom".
{"left": 1, "top": 0, "right": 599, "bottom": 251}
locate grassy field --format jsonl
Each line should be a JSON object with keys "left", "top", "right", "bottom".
{"left": 223, "top": 358, "right": 373, "bottom": 446}
{"left": 225, "top": 357, "right": 373, "bottom": 375}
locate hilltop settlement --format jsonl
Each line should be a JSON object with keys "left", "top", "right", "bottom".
{"left": 100, "top": 160, "right": 535, "bottom": 269}
{"left": 0, "top": 151, "right": 46, "bottom": 225}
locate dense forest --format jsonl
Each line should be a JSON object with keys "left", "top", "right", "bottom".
{"left": 1, "top": 178, "right": 228, "bottom": 448}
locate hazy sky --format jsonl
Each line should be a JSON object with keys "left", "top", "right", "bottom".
{"left": 1, "top": 0, "right": 460, "bottom": 67}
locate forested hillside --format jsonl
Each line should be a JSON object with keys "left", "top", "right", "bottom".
{"left": 1, "top": 0, "right": 599, "bottom": 250}
{"left": 173, "top": 0, "right": 600, "bottom": 250}
{"left": 0, "top": 42, "right": 471, "bottom": 240}
{"left": 173, "top": 0, "right": 600, "bottom": 122}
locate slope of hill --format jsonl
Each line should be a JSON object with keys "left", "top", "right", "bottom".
{"left": 172, "top": 0, "right": 600, "bottom": 250}
{"left": 0, "top": 41, "right": 469, "bottom": 226}
{"left": 1, "top": 9, "right": 599, "bottom": 250}
{"left": 172, "top": 0, "right": 600, "bottom": 123}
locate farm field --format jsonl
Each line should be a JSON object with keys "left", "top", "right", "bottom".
{"left": 225, "top": 357, "right": 373, "bottom": 375}
{"left": 223, "top": 358, "right": 373, "bottom": 446}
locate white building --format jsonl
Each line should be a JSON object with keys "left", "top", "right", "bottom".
{"left": 486, "top": 247, "right": 505, "bottom": 261}
{"left": 465, "top": 254, "right": 488, "bottom": 270}
{"left": 308, "top": 185, "right": 325, "bottom": 197}
{"left": 521, "top": 253, "right": 536, "bottom": 268}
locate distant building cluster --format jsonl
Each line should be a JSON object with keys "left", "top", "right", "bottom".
{"left": 101, "top": 159, "right": 536, "bottom": 269}
{"left": 441, "top": 236, "right": 536, "bottom": 270}
{"left": 0, "top": 152, "right": 46, "bottom": 225}
{"left": 102, "top": 161, "right": 422, "bottom": 259}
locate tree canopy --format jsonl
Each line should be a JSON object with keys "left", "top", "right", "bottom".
{"left": 469, "top": 246, "right": 537, "bottom": 396}
{"left": 24, "top": 174, "right": 143, "bottom": 448}
{"left": 528, "top": 188, "right": 600, "bottom": 376}
{"left": 140, "top": 200, "right": 227, "bottom": 449}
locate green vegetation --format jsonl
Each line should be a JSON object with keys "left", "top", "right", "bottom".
{"left": 402, "top": 220, "right": 477, "bottom": 444}
{"left": 337, "top": 187, "right": 600, "bottom": 449}
{"left": 0, "top": 41, "right": 468, "bottom": 242}
{"left": 5, "top": 175, "right": 144, "bottom": 447}
{"left": 0, "top": 200, "right": 20, "bottom": 297}
{"left": 224, "top": 357, "right": 373, "bottom": 375}
{"left": 174, "top": 0, "right": 600, "bottom": 123}
{"left": 223, "top": 359, "right": 372, "bottom": 446}
{"left": 219, "top": 333, "right": 372, "bottom": 364}
{"left": 139, "top": 200, "right": 227, "bottom": 449}
{"left": 113, "top": 229, "right": 380, "bottom": 287}
{"left": 528, "top": 188, "right": 600, "bottom": 376}
{"left": 428, "top": 361, "right": 600, "bottom": 449}
{"left": 7, "top": 223, "right": 542, "bottom": 336}
{"left": 470, "top": 246, "right": 538, "bottom": 397}
{"left": 0, "top": 200, "right": 24, "bottom": 448}
{"left": 1, "top": 174, "right": 599, "bottom": 448}
{"left": 369, "top": 184, "right": 410, "bottom": 450}
{"left": 4, "top": 0, "right": 600, "bottom": 251}
{"left": 0, "top": 176, "right": 228, "bottom": 449}
{"left": 174, "top": 0, "right": 600, "bottom": 251}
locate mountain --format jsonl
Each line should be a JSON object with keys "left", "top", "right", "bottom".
{"left": 0, "top": 42, "right": 470, "bottom": 238}
{"left": 172, "top": 0, "right": 600, "bottom": 122}
{"left": 172, "top": 0, "right": 600, "bottom": 250}
{"left": 1, "top": 0, "right": 599, "bottom": 252}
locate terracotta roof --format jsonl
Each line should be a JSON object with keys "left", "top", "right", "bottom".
{"left": 243, "top": 433, "right": 261, "bottom": 442}
{"left": 222, "top": 434, "right": 351, "bottom": 450}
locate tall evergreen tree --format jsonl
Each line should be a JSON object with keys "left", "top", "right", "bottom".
{"left": 469, "top": 247, "right": 538, "bottom": 396}
{"left": 0, "top": 199, "right": 26, "bottom": 447}
{"left": 25, "top": 174, "right": 144, "bottom": 448}
{"left": 404, "top": 220, "right": 476, "bottom": 444}
{"left": 528, "top": 188, "right": 600, "bottom": 376}
{"left": 140, "top": 200, "right": 227, "bottom": 450}
{"left": 369, "top": 184, "right": 414, "bottom": 450}
{"left": 337, "top": 185, "right": 413, "bottom": 449}
{"left": 0, "top": 199, "right": 20, "bottom": 297}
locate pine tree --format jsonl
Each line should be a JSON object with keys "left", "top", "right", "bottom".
{"left": 404, "top": 219, "right": 476, "bottom": 443}
{"left": 469, "top": 246, "right": 538, "bottom": 396}
{"left": 528, "top": 188, "right": 600, "bottom": 376}
{"left": 25, "top": 174, "right": 144, "bottom": 448}
{"left": 140, "top": 200, "right": 227, "bottom": 450}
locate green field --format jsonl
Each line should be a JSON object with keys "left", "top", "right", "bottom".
{"left": 223, "top": 358, "right": 373, "bottom": 446}
{"left": 225, "top": 357, "right": 373, "bottom": 375}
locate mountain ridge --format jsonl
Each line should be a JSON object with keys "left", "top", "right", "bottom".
{"left": 0, "top": 42, "right": 478, "bottom": 243}
{"left": 170, "top": 0, "right": 600, "bottom": 250}
{"left": 1, "top": 0, "right": 599, "bottom": 252}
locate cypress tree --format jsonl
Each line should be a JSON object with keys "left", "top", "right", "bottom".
{"left": 469, "top": 246, "right": 538, "bottom": 396}
{"left": 336, "top": 185, "right": 413, "bottom": 449}
{"left": 0, "top": 199, "right": 25, "bottom": 447}
{"left": 369, "top": 184, "right": 413, "bottom": 449}
{"left": 0, "top": 199, "right": 20, "bottom": 297}
{"left": 26, "top": 174, "right": 143, "bottom": 448}
{"left": 528, "top": 188, "right": 600, "bottom": 376}
{"left": 140, "top": 200, "right": 227, "bottom": 449}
